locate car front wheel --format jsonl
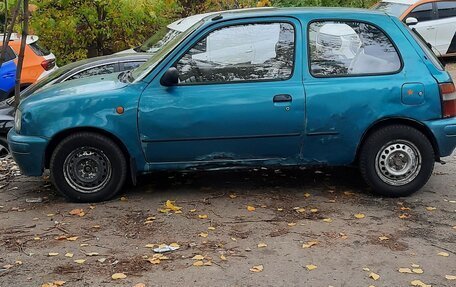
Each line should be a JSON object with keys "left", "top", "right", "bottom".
{"left": 50, "top": 132, "right": 127, "bottom": 202}
{"left": 359, "top": 125, "right": 435, "bottom": 197}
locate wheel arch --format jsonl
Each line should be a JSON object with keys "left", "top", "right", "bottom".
{"left": 44, "top": 127, "right": 132, "bottom": 169}
{"left": 355, "top": 117, "right": 440, "bottom": 164}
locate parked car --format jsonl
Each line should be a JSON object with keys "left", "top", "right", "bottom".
{"left": 0, "top": 53, "right": 151, "bottom": 158}
{"left": 117, "top": 7, "right": 273, "bottom": 54}
{"left": 0, "top": 33, "right": 58, "bottom": 99}
{"left": 8, "top": 8, "right": 456, "bottom": 202}
{"left": 372, "top": 0, "right": 456, "bottom": 57}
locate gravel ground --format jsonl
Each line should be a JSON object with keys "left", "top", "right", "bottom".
{"left": 0, "top": 62, "right": 455, "bottom": 287}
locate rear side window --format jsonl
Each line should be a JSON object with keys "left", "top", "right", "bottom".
{"left": 0, "top": 46, "right": 17, "bottom": 62}
{"left": 437, "top": 1, "right": 456, "bottom": 19}
{"left": 406, "top": 3, "right": 434, "bottom": 22}
{"left": 309, "top": 21, "right": 401, "bottom": 77}
{"left": 66, "top": 63, "right": 116, "bottom": 81}
{"left": 175, "top": 22, "right": 295, "bottom": 84}
{"left": 29, "top": 41, "right": 50, "bottom": 56}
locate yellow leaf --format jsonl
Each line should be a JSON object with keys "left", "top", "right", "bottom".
{"left": 438, "top": 252, "right": 449, "bottom": 257}
{"left": 287, "top": 222, "right": 297, "bottom": 227}
{"left": 69, "top": 208, "right": 85, "bottom": 217}
{"left": 229, "top": 194, "right": 237, "bottom": 199}
{"left": 47, "top": 213, "right": 55, "bottom": 217}
{"left": 54, "top": 281, "right": 66, "bottom": 286}
{"left": 354, "top": 213, "right": 365, "bottom": 219}
{"left": 208, "top": 226, "right": 216, "bottom": 230}
{"left": 412, "top": 268, "right": 424, "bottom": 274}
{"left": 48, "top": 252, "right": 59, "bottom": 256}
{"left": 146, "top": 258, "right": 161, "bottom": 264}
{"left": 169, "top": 243, "right": 180, "bottom": 248}
{"left": 277, "top": 208, "right": 284, "bottom": 211}
{"left": 445, "top": 275, "right": 456, "bottom": 280}
{"left": 203, "top": 261, "right": 212, "bottom": 266}
{"left": 310, "top": 208, "right": 318, "bottom": 213}
{"left": 231, "top": 237, "right": 237, "bottom": 241}
{"left": 199, "top": 232, "right": 208, "bottom": 238}
{"left": 257, "top": 242, "right": 267, "bottom": 248}
{"left": 303, "top": 193, "right": 311, "bottom": 198}
{"left": 410, "top": 279, "right": 431, "bottom": 287}
{"left": 411, "top": 264, "right": 420, "bottom": 268}
{"left": 306, "top": 264, "right": 317, "bottom": 271}
{"left": 120, "top": 196, "right": 127, "bottom": 201}
{"left": 363, "top": 267, "right": 370, "bottom": 271}
{"left": 250, "top": 265, "right": 264, "bottom": 272}
{"left": 378, "top": 236, "right": 389, "bottom": 241}
{"left": 145, "top": 244, "right": 155, "bottom": 248}
{"left": 302, "top": 241, "right": 318, "bottom": 248}
{"left": 80, "top": 243, "right": 89, "bottom": 247}
{"left": 65, "top": 253, "right": 74, "bottom": 258}
{"left": 344, "top": 191, "right": 356, "bottom": 196}
{"left": 174, "top": 210, "right": 183, "bottom": 214}
{"left": 296, "top": 208, "right": 306, "bottom": 213}
{"left": 144, "top": 220, "right": 154, "bottom": 224}
{"left": 247, "top": 205, "right": 256, "bottom": 212}
{"left": 198, "top": 214, "right": 208, "bottom": 219}
{"left": 369, "top": 272, "right": 380, "bottom": 280}
{"left": 66, "top": 236, "right": 78, "bottom": 241}
{"left": 398, "top": 268, "right": 412, "bottom": 273}
{"left": 400, "top": 206, "right": 411, "bottom": 211}
{"left": 322, "top": 218, "right": 332, "bottom": 223}
{"left": 189, "top": 209, "right": 197, "bottom": 212}
{"left": 192, "top": 255, "right": 205, "bottom": 260}
{"left": 165, "top": 200, "right": 182, "bottom": 211}
{"left": 74, "top": 259, "right": 86, "bottom": 264}
{"left": 133, "top": 284, "right": 146, "bottom": 287}
{"left": 425, "top": 207, "right": 436, "bottom": 211}
{"left": 159, "top": 209, "right": 170, "bottom": 213}
{"left": 399, "top": 214, "right": 410, "bottom": 219}
{"left": 193, "top": 260, "right": 204, "bottom": 266}
{"left": 33, "top": 237, "right": 41, "bottom": 241}
{"left": 220, "top": 255, "right": 227, "bottom": 261}
{"left": 111, "top": 273, "right": 127, "bottom": 280}
{"left": 86, "top": 252, "right": 99, "bottom": 256}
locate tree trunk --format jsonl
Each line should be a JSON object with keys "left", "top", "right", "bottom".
{"left": 14, "top": 0, "right": 29, "bottom": 108}
{"left": 0, "top": 0, "right": 21, "bottom": 67}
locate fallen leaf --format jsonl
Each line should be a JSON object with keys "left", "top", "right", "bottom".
{"left": 378, "top": 236, "right": 390, "bottom": 241}
{"left": 277, "top": 208, "right": 284, "bottom": 211}
{"left": 86, "top": 252, "right": 99, "bottom": 256}
{"left": 53, "top": 281, "right": 65, "bottom": 286}
{"left": 80, "top": 243, "right": 89, "bottom": 247}
{"left": 302, "top": 241, "right": 318, "bottom": 248}
{"left": 411, "top": 264, "right": 420, "bottom": 268}
{"left": 145, "top": 244, "right": 155, "bottom": 248}
{"left": 203, "top": 261, "right": 212, "bottom": 266}
{"left": 208, "top": 226, "right": 216, "bottom": 230}
{"left": 192, "top": 255, "right": 205, "bottom": 260}
{"left": 189, "top": 209, "right": 197, "bottom": 212}
{"left": 310, "top": 208, "right": 318, "bottom": 213}
{"left": 400, "top": 206, "right": 411, "bottom": 211}
{"left": 146, "top": 258, "right": 161, "bottom": 264}
{"left": 247, "top": 205, "right": 256, "bottom": 212}
{"left": 133, "top": 284, "right": 146, "bottom": 287}
{"left": 199, "top": 232, "right": 208, "bottom": 238}
{"left": 399, "top": 214, "right": 411, "bottom": 219}
{"left": 33, "top": 237, "right": 41, "bottom": 241}
{"left": 410, "top": 279, "right": 431, "bottom": 287}
{"left": 66, "top": 236, "right": 78, "bottom": 241}
{"left": 287, "top": 222, "right": 297, "bottom": 227}
{"left": 303, "top": 193, "right": 311, "bottom": 198}
{"left": 169, "top": 243, "right": 180, "bottom": 248}
{"left": 120, "top": 196, "right": 127, "bottom": 201}
{"left": 193, "top": 261, "right": 204, "bottom": 266}
{"left": 296, "top": 208, "right": 306, "bottom": 213}
{"left": 445, "top": 275, "right": 456, "bottom": 280}
{"left": 399, "top": 268, "right": 413, "bottom": 273}
{"left": 425, "top": 207, "right": 436, "bottom": 211}
{"left": 322, "top": 218, "right": 332, "bottom": 223}
{"left": 229, "top": 194, "right": 237, "bottom": 199}
{"left": 412, "top": 268, "right": 423, "bottom": 274}
{"left": 69, "top": 208, "right": 85, "bottom": 217}
{"left": 250, "top": 265, "right": 264, "bottom": 272}
{"left": 354, "top": 213, "right": 365, "bottom": 219}
{"left": 198, "top": 214, "right": 208, "bottom": 219}
{"left": 55, "top": 235, "right": 67, "bottom": 240}
{"left": 65, "top": 253, "right": 74, "bottom": 258}
{"left": 257, "top": 243, "right": 267, "bottom": 248}
{"left": 438, "top": 252, "right": 449, "bottom": 257}
{"left": 363, "top": 267, "right": 370, "bottom": 271}
{"left": 74, "top": 259, "right": 86, "bottom": 264}
{"left": 306, "top": 264, "right": 317, "bottom": 271}
{"left": 369, "top": 272, "right": 380, "bottom": 280}
{"left": 344, "top": 191, "right": 356, "bottom": 196}
{"left": 48, "top": 252, "right": 59, "bottom": 256}
{"left": 220, "top": 255, "right": 227, "bottom": 261}
{"left": 112, "top": 273, "right": 127, "bottom": 280}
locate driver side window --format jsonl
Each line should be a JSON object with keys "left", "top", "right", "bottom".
{"left": 175, "top": 22, "right": 295, "bottom": 84}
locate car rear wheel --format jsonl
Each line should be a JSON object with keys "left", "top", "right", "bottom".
{"left": 50, "top": 132, "right": 127, "bottom": 202}
{"left": 0, "top": 136, "right": 9, "bottom": 159}
{"left": 359, "top": 125, "right": 435, "bottom": 197}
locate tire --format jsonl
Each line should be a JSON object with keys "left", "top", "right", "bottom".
{"left": 359, "top": 125, "right": 435, "bottom": 197}
{"left": 0, "top": 136, "right": 9, "bottom": 159}
{"left": 50, "top": 132, "right": 127, "bottom": 202}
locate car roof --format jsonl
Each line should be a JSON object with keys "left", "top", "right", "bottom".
{"left": 0, "top": 33, "right": 41, "bottom": 45}
{"left": 69, "top": 53, "right": 151, "bottom": 71}
{"left": 379, "top": 0, "right": 421, "bottom": 5}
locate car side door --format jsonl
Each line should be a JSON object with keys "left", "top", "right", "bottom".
{"left": 434, "top": 1, "right": 456, "bottom": 55}
{"left": 138, "top": 17, "right": 306, "bottom": 166}
{"left": 405, "top": 3, "right": 438, "bottom": 53}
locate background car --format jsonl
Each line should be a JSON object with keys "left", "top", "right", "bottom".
{"left": 0, "top": 33, "right": 58, "bottom": 97}
{"left": 372, "top": 0, "right": 456, "bottom": 57}
{"left": 0, "top": 45, "right": 16, "bottom": 101}
{"left": 0, "top": 53, "right": 151, "bottom": 158}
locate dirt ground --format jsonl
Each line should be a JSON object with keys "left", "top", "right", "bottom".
{"left": 1, "top": 63, "right": 456, "bottom": 287}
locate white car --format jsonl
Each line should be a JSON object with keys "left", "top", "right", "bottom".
{"left": 372, "top": 0, "right": 456, "bottom": 57}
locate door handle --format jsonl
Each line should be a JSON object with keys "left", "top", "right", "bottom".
{"left": 273, "top": 94, "right": 292, "bottom": 103}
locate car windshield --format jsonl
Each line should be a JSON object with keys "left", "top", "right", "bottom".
{"left": 131, "top": 20, "right": 204, "bottom": 82}
{"left": 372, "top": 1, "right": 410, "bottom": 17}
{"left": 136, "top": 27, "right": 182, "bottom": 53}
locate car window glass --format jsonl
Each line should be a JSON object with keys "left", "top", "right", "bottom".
{"left": 309, "top": 21, "right": 401, "bottom": 77}
{"left": 437, "top": 1, "right": 456, "bottom": 19}
{"left": 29, "top": 41, "right": 51, "bottom": 56}
{"left": 407, "top": 3, "right": 433, "bottom": 22}
{"left": 1, "top": 46, "right": 17, "bottom": 62}
{"left": 122, "top": 61, "right": 144, "bottom": 71}
{"left": 175, "top": 22, "right": 295, "bottom": 84}
{"left": 67, "top": 63, "right": 116, "bottom": 81}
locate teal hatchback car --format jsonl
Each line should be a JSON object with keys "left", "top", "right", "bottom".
{"left": 8, "top": 8, "right": 456, "bottom": 202}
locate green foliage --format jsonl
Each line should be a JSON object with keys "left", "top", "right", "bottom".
{"left": 27, "top": 0, "right": 379, "bottom": 65}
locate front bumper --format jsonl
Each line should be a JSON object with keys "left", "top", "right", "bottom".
{"left": 7, "top": 129, "right": 48, "bottom": 176}
{"left": 424, "top": 117, "right": 456, "bottom": 157}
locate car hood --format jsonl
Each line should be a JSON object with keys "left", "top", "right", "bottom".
{"left": 20, "top": 73, "right": 129, "bottom": 107}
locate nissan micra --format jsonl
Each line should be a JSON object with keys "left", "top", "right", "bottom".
{"left": 8, "top": 8, "right": 456, "bottom": 202}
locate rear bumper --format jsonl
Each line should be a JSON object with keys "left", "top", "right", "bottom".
{"left": 7, "top": 129, "right": 48, "bottom": 176}
{"left": 424, "top": 117, "right": 456, "bottom": 157}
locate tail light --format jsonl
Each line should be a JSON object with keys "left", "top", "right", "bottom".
{"left": 41, "top": 59, "right": 55, "bottom": 71}
{"left": 440, "top": 82, "right": 456, "bottom": 118}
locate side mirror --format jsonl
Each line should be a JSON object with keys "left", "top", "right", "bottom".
{"left": 405, "top": 17, "right": 418, "bottom": 26}
{"left": 160, "top": 67, "right": 179, "bottom": 86}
